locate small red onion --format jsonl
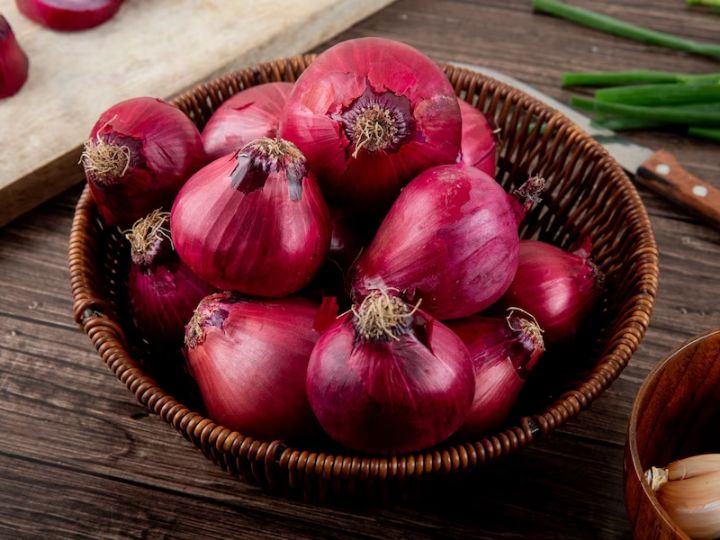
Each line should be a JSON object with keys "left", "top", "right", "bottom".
{"left": 125, "top": 210, "right": 213, "bottom": 348}
{"left": 202, "top": 82, "right": 293, "bottom": 160}
{"left": 500, "top": 240, "right": 603, "bottom": 345}
{"left": 16, "top": 0, "right": 123, "bottom": 31}
{"left": 185, "top": 292, "right": 326, "bottom": 440}
{"left": 306, "top": 289, "right": 474, "bottom": 454}
{"left": 171, "top": 138, "right": 330, "bottom": 296}
{"left": 353, "top": 163, "right": 522, "bottom": 320}
{"left": 0, "top": 16, "right": 29, "bottom": 98}
{"left": 81, "top": 97, "right": 205, "bottom": 226}
{"left": 282, "top": 37, "right": 461, "bottom": 211}
{"left": 448, "top": 309, "right": 545, "bottom": 437}
{"left": 457, "top": 99, "right": 497, "bottom": 177}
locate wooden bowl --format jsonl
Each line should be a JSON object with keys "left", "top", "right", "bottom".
{"left": 68, "top": 55, "right": 659, "bottom": 501}
{"left": 625, "top": 329, "right": 720, "bottom": 539}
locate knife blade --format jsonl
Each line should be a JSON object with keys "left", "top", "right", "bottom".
{"left": 452, "top": 62, "right": 720, "bottom": 227}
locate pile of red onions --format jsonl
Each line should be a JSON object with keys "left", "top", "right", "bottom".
{"left": 0, "top": 16, "right": 29, "bottom": 99}
{"left": 81, "top": 37, "right": 603, "bottom": 456}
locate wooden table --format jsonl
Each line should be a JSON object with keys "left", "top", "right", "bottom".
{"left": 2, "top": 1, "right": 719, "bottom": 537}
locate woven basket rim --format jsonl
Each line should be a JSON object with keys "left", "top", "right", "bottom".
{"left": 69, "top": 55, "right": 659, "bottom": 483}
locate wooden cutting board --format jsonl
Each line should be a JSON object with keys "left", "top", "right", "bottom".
{"left": 0, "top": 0, "right": 393, "bottom": 227}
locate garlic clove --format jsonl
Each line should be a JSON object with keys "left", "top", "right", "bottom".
{"left": 668, "top": 454, "right": 720, "bottom": 482}
{"left": 656, "top": 470, "right": 720, "bottom": 540}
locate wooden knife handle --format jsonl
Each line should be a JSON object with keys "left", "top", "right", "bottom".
{"left": 636, "top": 150, "right": 720, "bottom": 227}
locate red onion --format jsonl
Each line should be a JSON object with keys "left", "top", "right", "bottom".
{"left": 202, "top": 82, "right": 293, "bottom": 160}
{"left": 171, "top": 138, "right": 330, "bottom": 296}
{"left": 0, "top": 16, "right": 28, "bottom": 98}
{"left": 306, "top": 289, "right": 474, "bottom": 454}
{"left": 500, "top": 240, "right": 604, "bottom": 345}
{"left": 125, "top": 210, "right": 213, "bottom": 347}
{"left": 81, "top": 97, "right": 205, "bottom": 226}
{"left": 457, "top": 99, "right": 497, "bottom": 177}
{"left": 16, "top": 0, "right": 122, "bottom": 31}
{"left": 185, "top": 292, "right": 325, "bottom": 440}
{"left": 282, "top": 37, "right": 461, "bottom": 211}
{"left": 353, "top": 163, "right": 522, "bottom": 320}
{"left": 448, "top": 309, "right": 544, "bottom": 437}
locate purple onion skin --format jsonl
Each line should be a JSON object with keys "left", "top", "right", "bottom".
{"left": 306, "top": 312, "right": 475, "bottom": 454}
{"left": 185, "top": 294, "right": 321, "bottom": 440}
{"left": 202, "top": 82, "right": 293, "bottom": 160}
{"left": 129, "top": 258, "right": 213, "bottom": 348}
{"left": 448, "top": 315, "right": 544, "bottom": 437}
{"left": 171, "top": 146, "right": 331, "bottom": 297}
{"left": 500, "top": 240, "right": 602, "bottom": 345}
{"left": 353, "top": 163, "right": 520, "bottom": 320}
{"left": 281, "top": 37, "right": 461, "bottom": 212}
{"left": 457, "top": 99, "right": 496, "bottom": 177}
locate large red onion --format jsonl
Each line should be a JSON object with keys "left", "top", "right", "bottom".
{"left": 281, "top": 37, "right": 461, "bottom": 211}
{"left": 202, "top": 82, "right": 292, "bottom": 160}
{"left": 353, "top": 163, "right": 521, "bottom": 320}
{"left": 171, "top": 138, "right": 330, "bottom": 296}
{"left": 500, "top": 240, "right": 603, "bottom": 345}
{"left": 448, "top": 310, "right": 544, "bottom": 437}
{"left": 457, "top": 99, "right": 497, "bottom": 177}
{"left": 125, "top": 210, "right": 213, "bottom": 348}
{"left": 306, "top": 289, "right": 474, "bottom": 454}
{"left": 185, "top": 293, "right": 325, "bottom": 440}
{"left": 81, "top": 97, "right": 205, "bottom": 226}
{"left": 16, "top": 0, "right": 123, "bottom": 31}
{"left": 0, "top": 16, "right": 29, "bottom": 98}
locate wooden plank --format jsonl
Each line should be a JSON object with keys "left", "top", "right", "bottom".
{"left": 0, "top": 0, "right": 394, "bottom": 227}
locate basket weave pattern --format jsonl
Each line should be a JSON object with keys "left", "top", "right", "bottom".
{"left": 68, "top": 55, "right": 658, "bottom": 500}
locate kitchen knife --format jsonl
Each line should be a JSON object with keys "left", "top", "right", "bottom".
{"left": 452, "top": 62, "right": 720, "bottom": 227}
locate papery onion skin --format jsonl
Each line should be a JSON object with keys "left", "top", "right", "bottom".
{"left": 126, "top": 210, "right": 213, "bottom": 348}
{"left": 82, "top": 97, "right": 205, "bottom": 226}
{"left": 306, "top": 290, "right": 474, "bottom": 454}
{"left": 16, "top": 0, "right": 123, "bottom": 31}
{"left": 171, "top": 139, "right": 331, "bottom": 296}
{"left": 0, "top": 16, "right": 29, "bottom": 98}
{"left": 448, "top": 311, "right": 544, "bottom": 437}
{"left": 500, "top": 240, "right": 603, "bottom": 345}
{"left": 281, "top": 37, "right": 461, "bottom": 211}
{"left": 457, "top": 99, "right": 497, "bottom": 177}
{"left": 184, "top": 293, "right": 322, "bottom": 440}
{"left": 353, "top": 163, "right": 520, "bottom": 320}
{"left": 202, "top": 82, "right": 293, "bottom": 160}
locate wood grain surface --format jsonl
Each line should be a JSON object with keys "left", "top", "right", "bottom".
{"left": 0, "top": 0, "right": 393, "bottom": 227}
{"left": 1, "top": 1, "right": 720, "bottom": 538}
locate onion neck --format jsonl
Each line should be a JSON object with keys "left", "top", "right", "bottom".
{"left": 81, "top": 132, "right": 141, "bottom": 186}
{"left": 511, "top": 176, "right": 546, "bottom": 225}
{"left": 505, "top": 308, "right": 545, "bottom": 375}
{"left": 341, "top": 88, "right": 414, "bottom": 158}
{"left": 184, "top": 292, "right": 235, "bottom": 349}
{"left": 352, "top": 289, "right": 421, "bottom": 342}
{"left": 125, "top": 209, "right": 172, "bottom": 267}
{"left": 231, "top": 137, "right": 307, "bottom": 201}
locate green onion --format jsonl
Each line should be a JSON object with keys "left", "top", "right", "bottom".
{"left": 687, "top": 0, "right": 720, "bottom": 7}
{"left": 561, "top": 70, "right": 720, "bottom": 87}
{"left": 570, "top": 96, "right": 720, "bottom": 126}
{"left": 688, "top": 127, "right": 720, "bottom": 142}
{"left": 532, "top": 0, "right": 720, "bottom": 58}
{"left": 595, "top": 83, "right": 720, "bottom": 106}
{"left": 591, "top": 118, "right": 666, "bottom": 131}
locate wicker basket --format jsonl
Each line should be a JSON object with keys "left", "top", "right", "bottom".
{"left": 68, "top": 55, "right": 658, "bottom": 501}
